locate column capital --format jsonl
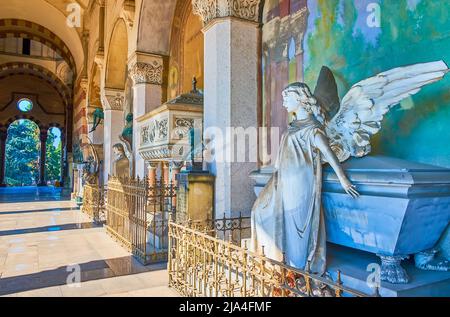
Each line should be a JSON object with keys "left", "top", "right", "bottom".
{"left": 171, "top": 161, "right": 185, "bottom": 170}
{"left": 147, "top": 161, "right": 159, "bottom": 169}
{"left": 192, "top": 0, "right": 263, "bottom": 26}
{"left": 102, "top": 88, "right": 125, "bottom": 111}
{"left": 128, "top": 52, "right": 164, "bottom": 86}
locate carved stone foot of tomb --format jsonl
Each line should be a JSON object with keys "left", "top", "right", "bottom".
{"left": 415, "top": 249, "right": 450, "bottom": 272}
{"left": 377, "top": 254, "right": 410, "bottom": 284}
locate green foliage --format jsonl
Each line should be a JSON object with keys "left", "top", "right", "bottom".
{"left": 5, "top": 120, "right": 40, "bottom": 186}
{"left": 46, "top": 128, "right": 62, "bottom": 183}
{"left": 5, "top": 120, "right": 61, "bottom": 186}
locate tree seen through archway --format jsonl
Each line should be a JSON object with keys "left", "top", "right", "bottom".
{"left": 5, "top": 120, "right": 40, "bottom": 186}
{"left": 5, "top": 120, "right": 62, "bottom": 186}
{"left": 46, "top": 127, "right": 62, "bottom": 184}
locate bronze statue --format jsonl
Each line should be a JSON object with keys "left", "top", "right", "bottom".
{"left": 112, "top": 143, "right": 131, "bottom": 178}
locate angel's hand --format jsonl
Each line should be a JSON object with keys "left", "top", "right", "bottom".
{"left": 340, "top": 177, "right": 360, "bottom": 199}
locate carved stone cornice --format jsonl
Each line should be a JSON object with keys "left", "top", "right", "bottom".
{"left": 129, "top": 61, "right": 163, "bottom": 85}
{"left": 121, "top": 0, "right": 136, "bottom": 27}
{"left": 102, "top": 88, "right": 125, "bottom": 111}
{"left": 192, "top": 0, "right": 262, "bottom": 25}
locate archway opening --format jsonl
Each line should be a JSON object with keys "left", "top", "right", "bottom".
{"left": 5, "top": 119, "right": 40, "bottom": 186}
{"left": 46, "top": 127, "right": 62, "bottom": 185}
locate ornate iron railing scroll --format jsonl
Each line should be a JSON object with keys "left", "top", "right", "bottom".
{"left": 106, "top": 176, "right": 177, "bottom": 265}
{"left": 168, "top": 219, "right": 371, "bottom": 298}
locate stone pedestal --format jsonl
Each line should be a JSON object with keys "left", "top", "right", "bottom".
{"left": 328, "top": 244, "right": 450, "bottom": 297}
{"left": 176, "top": 171, "right": 215, "bottom": 223}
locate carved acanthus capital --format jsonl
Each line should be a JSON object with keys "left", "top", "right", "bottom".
{"left": 102, "top": 89, "right": 125, "bottom": 111}
{"left": 192, "top": 0, "right": 262, "bottom": 25}
{"left": 129, "top": 61, "right": 163, "bottom": 85}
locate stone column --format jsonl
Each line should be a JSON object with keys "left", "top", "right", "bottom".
{"left": 60, "top": 132, "right": 66, "bottom": 186}
{"left": 0, "top": 130, "right": 7, "bottom": 187}
{"left": 193, "top": 0, "right": 262, "bottom": 216}
{"left": 102, "top": 89, "right": 125, "bottom": 182}
{"left": 38, "top": 129, "right": 48, "bottom": 186}
{"left": 129, "top": 52, "right": 166, "bottom": 178}
{"left": 162, "top": 162, "right": 170, "bottom": 185}
{"left": 148, "top": 161, "right": 158, "bottom": 187}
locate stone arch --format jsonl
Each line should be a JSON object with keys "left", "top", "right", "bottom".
{"left": 136, "top": 0, "right": 177, "bottom": 55}
{"left": 105, "top": 19, "right": 129, "bottom": 90}
{"left": 89, "top": 63, "right": 102, "bottom": 108}
{"left": 4, "top": 115, "right": 44, "bottom": 131}
{"left": 0, "top": 19, "right": 77, "bottom": 77}
{"left": 0, "top": 62, "right": 72, "bottom": 107}
{"left": 167, "top": 0, "right": 204, "bottom": 100}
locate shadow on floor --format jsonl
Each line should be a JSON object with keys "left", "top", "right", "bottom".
{"left": 0, "top": 256, "right": 167, "bottom": 296}
{"left": 0, "top": 222, "right": 102, "bottom": 237}
{"left": 0, "top": 187, "right": 72, "bottom": 203}
{"left": 0, "top": 207, "right": 79, "bottom": 216}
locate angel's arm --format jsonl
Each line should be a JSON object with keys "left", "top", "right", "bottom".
{"left": 314, "top": 132, "right": 359, "bottom": 199}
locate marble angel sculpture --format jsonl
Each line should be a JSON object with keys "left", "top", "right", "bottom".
{"left": 251, "top": 60, "right": 449, "bottom": 275}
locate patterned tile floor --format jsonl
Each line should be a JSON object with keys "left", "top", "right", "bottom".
{"left": 0, "top": 187, "right": 178, "bottom": 297}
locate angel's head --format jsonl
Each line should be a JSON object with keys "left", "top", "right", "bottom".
{"left": 282, "top": 82, "right": 327, "bottom": 125}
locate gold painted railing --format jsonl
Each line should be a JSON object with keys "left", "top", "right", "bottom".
{"left": 106, "top": 176, "right": 176, "bottom": 265}
{"left": 168, "top": 219, "right": 371, "bottom": 297}
{"left": 81, "top": 184, "right": 106, "bottom": 223}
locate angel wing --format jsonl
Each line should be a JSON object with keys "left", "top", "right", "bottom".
{"left": 314, "top": 66, "right": 340, "bottom": 120}
{"left": 119, "top": 135, "right": 134, "bottom": 177}
{"left": 325, "top": 60, "right": 449, "bottom": 162}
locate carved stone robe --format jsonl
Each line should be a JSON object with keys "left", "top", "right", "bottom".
{"left": 251, "top": 117, "right": 327, "bottom": 275}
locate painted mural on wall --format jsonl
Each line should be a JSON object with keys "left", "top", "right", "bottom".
{"left": 262, "top": 0, "right": 308, "bottom": 136}
{"left": 263, "top": 0, "right": 450, "bottom": 167}
{"left": 168, "top": 0, "right": 204, "bottom": 101}
{"left": 302, "top": 0, "right": 450, "bottom": 168}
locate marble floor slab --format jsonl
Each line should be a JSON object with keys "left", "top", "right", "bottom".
{"left": 0, "top": 187, "right": 178, "bottom": 297}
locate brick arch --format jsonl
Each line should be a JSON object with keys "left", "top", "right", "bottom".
{"left": 0, "top": 19, "right": 77, "bottom": 76}
{"left": 4, "top": 115, "right": 44, "bottom": 131}
{"left": 0, "top": 62, "right": 72, "bottom": 107}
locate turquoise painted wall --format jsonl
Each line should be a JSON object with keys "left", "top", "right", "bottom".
{"left": 303, "top": 0, "right": 450, "bottom": 168}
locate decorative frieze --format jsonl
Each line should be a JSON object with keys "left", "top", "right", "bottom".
{"left": 141, "top": 118, "right": 169, "bottom": 146}
{"left": 192, "top": 0, "right": 262, "bottom": 25}
{"left": 129, "top": 61, "right": 163, "bottom": 85}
